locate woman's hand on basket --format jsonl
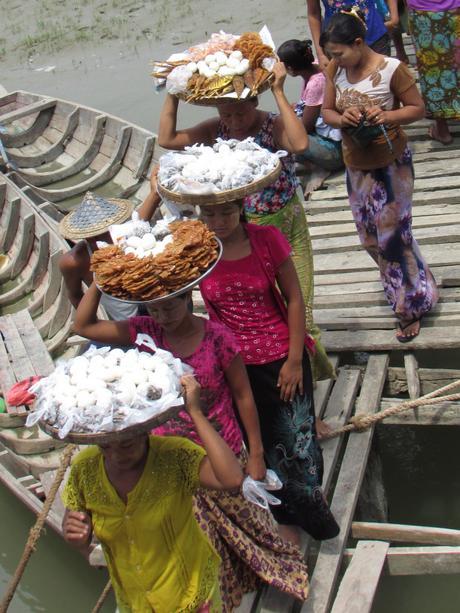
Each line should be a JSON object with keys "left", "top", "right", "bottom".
{"left": 181, "top": 374, "right": 202, "bottom": 415}
{"left": 271, "top": 61, "right": 287, "bottom": 92}
{"left": 149, "top": 164, "right": 160, "bottom": 193}
{"left": 365, "top": 105, "right": 388, "bottom": 126}
{"left": 340, "top": 106, "right": 363, "bottom": 127}
{"left": 246, "top": 451, "right": 267, "bottom": 481}
{"left": 63, "top": 510, "right": 92, "bottom": 547}
{"left": 278, "top": 358, "right": 304, "bottom": 402}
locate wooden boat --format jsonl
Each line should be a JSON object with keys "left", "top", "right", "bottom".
{"left": 0, "top": 90, "right": 158, "bottom": 220}
{"left": 0, "top": 174, "right": 73, "bottom": 353}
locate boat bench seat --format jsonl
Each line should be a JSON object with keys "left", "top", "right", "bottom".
{"left": 0, "top": 308, "right": 54, "bottom": 428}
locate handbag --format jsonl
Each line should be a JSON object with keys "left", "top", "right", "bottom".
{"left": 343, "top": 116, "right": 394, "bottom": 152}
{"left": 343, "top": 116, "right": 385, "bottom": 148}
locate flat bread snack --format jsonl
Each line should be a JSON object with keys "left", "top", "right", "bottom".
{"left": 91, "top": 217, "right": 220, "bottom": 302}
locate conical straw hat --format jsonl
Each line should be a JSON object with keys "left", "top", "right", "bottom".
{"left": 59, "top": 191, "right": 135, "bottom": 240}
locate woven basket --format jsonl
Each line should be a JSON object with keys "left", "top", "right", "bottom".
{"left": 39, "top": 404, "right": 182, "bottom": 445}
{"left": 175, "top": 77, "right": 273, "bottom": 107}
{"left": 158, "top": 161, "right": 281, "bottom": 205}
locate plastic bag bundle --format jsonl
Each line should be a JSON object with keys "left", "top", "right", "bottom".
{"left": 242, "top": 469, "right": 283, "bottom": 510}
{"left": 158, "top": 137, "right": 286, "bottom": 195}
{"left": 27, "top": 336, "right": 192, "bottom": 439}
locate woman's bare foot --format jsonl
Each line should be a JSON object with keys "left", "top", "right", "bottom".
{"left": 278, "top": 524, "right": 301, "bottom": 547}
{"left": 316, "top": 418, "right": 332, "bottom": 440}
{"left": 429, "top": 120, "right": 453, "bottom": 145}
{"left": 396, "top": 318, "right": 421, "bottom": 343}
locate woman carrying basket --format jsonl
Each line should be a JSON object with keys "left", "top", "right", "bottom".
{"left": 73, "top": 282, "right": 310, "bottom": 610}
{"left": 320, "top": 8, "right": 438, "bottom": 341}
{"left": 158, "top": 62, "right": 334, "bottom": 382}
{"left": 63, "top": 374, "right": 242, "bottom": 612}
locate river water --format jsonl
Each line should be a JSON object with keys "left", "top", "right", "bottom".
{"left": 1, "top": 1, "right": 460, "bottom": 610}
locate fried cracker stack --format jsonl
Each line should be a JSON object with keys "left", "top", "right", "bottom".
{"left": 91, "top": 220, "right": 218, "bottom": 301}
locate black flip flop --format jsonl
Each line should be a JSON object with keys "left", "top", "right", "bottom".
{"left": 396, "top": 319, "right": 421, "bottom": 343}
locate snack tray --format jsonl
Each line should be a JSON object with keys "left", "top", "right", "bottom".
{"left": 95, "top": 237, "right": 222, "bottom": 305}
{"left": 39, "top": 404, "right": 182, "bottom": 445}
{"left": 158, "top": 161, "right": 281, "bottom": 205}
{"left": 175, "top": 77, "right": 273, "bottom": 107}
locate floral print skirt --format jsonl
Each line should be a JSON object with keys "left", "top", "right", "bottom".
{"left": 245, "top": 353, "right": 339, "bottom": 541}
{"left": 346, "top": 147, "right": 438, "bottom": 322}
{"left": 410, "top": 8, "right": 460, "bottom": 120}
{"left": 193, "top": 453, "right": 309, "bottom": 612}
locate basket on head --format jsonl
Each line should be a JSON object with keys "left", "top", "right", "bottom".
{"left": 39, "top": 404, "right": 183, "bottom": 445}
{"left": 157, "top": 160, "right": 282, "bottom": 206}
{"left": 59, "top": 191, "right": 135, "bottom": 240}
{"left": 176, "top": 77, "right": 273, "bottom": 106}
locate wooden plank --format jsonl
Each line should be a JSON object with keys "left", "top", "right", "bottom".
{"left": 307, "top": 187, "right": 460, "bottom": 210}
{"left": 385, "top": 367, "right": 460, "bottom": 397}
{"left": 309, "top": 204, "right": 460, "bottom": 227}
{"left": 301, "top": 355, "right": 388, "bottom": 613}
{"left": 315, "top": 303, "right": 460, "bottom": 320}
{"left": 404, "top": 354, "right": 420, "bottom": 400}
{"left": 330, "top": 540, "right": 389, "bottom": 613}
{"left": 352, "top": 522, "right": 460, "bottom": 546}
{"left": 441, "top": 267, "right": 460, "bottom": 287}
{"left": 379, "top": 399, "right": 460, "bottom": 426}
{"left": 12, "top": 309, "right": 54, "bottom": 375}
{"left": 312, "top": 224, "right": 460, "bottom": 254}
{"left": 314, "top": 243, "right": 460, "bottom": 274}
{"left": 321, "top": 368, "right": 361, "bottom": 494}
{"left": 313, "top": 354, "right": 340, "bottom": 419}
{"left": 10, "top": 211, "right": 35, "bottom": 278}
{"left": 310, "top": 213, "right": 460, "bottom": 239}
{"left": 0, "top": 197, "right": 20, "bottom": 254}
{"left": 0, "top": 98, "right": 56, "bottom": 125}
{"left": 342, "top": 545, "right": 460, "bottom": 576}
{"left": 0, "top": 314, "right": 35, "bottom": 380}
{"left": 317, "top": 314, "right": 460, "bottom": 331}
{"left": 321, "top": 327, "right": 460, "bottom": 352}
{"left": 0, "top": 328, "right": 17, "bottom": 395}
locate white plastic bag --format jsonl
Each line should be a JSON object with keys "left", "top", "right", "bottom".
{"left": 242, "top": 469, "right": 283, "bottom": 509}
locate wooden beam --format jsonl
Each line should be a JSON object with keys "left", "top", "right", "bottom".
{"left": 342, "top": 546, "right": 460, "bottom": 576}
{"left": 0, "top": 98, "right": 56, "bottom": 125}
{"left": 321, "top": 327, "right": 460, "bottom": 352}
{"left": 378, "top": 399, "right": 460, "bottom": 426}
{"left": 352, "top": 522, "right": 460, "bottom": 546}
{"left": 301, "top": 355, "right": 389, "bottom": 613}
{"left": 330, "top": 541, "right": 389, "bottom": 613}
{"left": 404, "top": 354, "right": 420, "bottom": 400}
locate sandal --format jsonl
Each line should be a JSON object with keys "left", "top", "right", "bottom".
{"left": 396, "top": 318, "right": 421, "bottom": 343}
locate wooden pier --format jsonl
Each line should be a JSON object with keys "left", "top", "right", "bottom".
{"left": 238, "top": 39, "right": 460, "bottom": 613}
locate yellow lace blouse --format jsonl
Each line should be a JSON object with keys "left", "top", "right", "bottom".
{"left": 62, "top": 436, "right": 220, "bottom": 612}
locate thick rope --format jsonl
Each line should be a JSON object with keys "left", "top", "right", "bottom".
{"left": 322, "top": 379, "right": 460, "bottom": 440}
{"left": 0, "top": 444, "right": 77, "bottom": 613}
{"left": 91, "top": 580, "right": 112, "bottom": 613}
